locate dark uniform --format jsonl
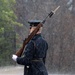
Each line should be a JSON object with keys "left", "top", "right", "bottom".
{"left": 16, "top": 20, "right": 48, "bottom": 75}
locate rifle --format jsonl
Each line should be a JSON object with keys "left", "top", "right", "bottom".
{"left": 15, "top": 6, "right": 60, "bottom": 57}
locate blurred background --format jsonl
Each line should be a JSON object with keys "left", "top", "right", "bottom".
{"left": 0, "top": 0, "right": 75, "bottom": 74}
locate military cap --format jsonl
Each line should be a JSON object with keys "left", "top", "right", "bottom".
{"left": 28, "top": 20, "right": 42, "bottom": 26}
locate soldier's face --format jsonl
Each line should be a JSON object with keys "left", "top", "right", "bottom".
{"left": 29, "top": 26, "right": 42, "bottom": 34}
{"left": 29, "top": 27, "right": 36, "bottom": 33}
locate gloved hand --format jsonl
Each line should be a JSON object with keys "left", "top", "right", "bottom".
{"left": 12, "top": 54, "right": 18, "bottom": 61}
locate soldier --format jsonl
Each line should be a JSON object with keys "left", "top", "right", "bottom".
{"left": 12, "top": 20, "right": 48, "bottom": 75}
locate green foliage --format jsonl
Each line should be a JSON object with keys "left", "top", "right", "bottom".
{"left": 0, "top": 0, "right": 19, "bottom": 66}
{"left": 0, "top": 0, "right": 22, "bottom": 27}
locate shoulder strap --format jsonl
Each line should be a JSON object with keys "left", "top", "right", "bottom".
{"left": 31, "top": 40, "right": 37, "bottom": 49}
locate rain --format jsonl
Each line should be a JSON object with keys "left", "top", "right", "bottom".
{"left": 0, "top": 0, "right": 75, "bottom": 75}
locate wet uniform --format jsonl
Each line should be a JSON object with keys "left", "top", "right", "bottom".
{"left": 17, "top": 34, "right": 48, "bottom": 75}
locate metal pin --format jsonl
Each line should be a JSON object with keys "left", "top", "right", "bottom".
{"left": 27, "top": 66, "right": 29, "bottom": 68}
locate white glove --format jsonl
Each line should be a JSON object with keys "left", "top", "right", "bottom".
{"left": 12, "top": 54, "right": 18, "bottom": 61}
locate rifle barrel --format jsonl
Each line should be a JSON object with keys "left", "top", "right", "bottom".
{"left": 42, "top": 6, "right": 60, "bottom": 24}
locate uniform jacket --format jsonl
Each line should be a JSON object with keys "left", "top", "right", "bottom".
{"left": 17, "top": 34, "right": 48, "bottom": 75}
